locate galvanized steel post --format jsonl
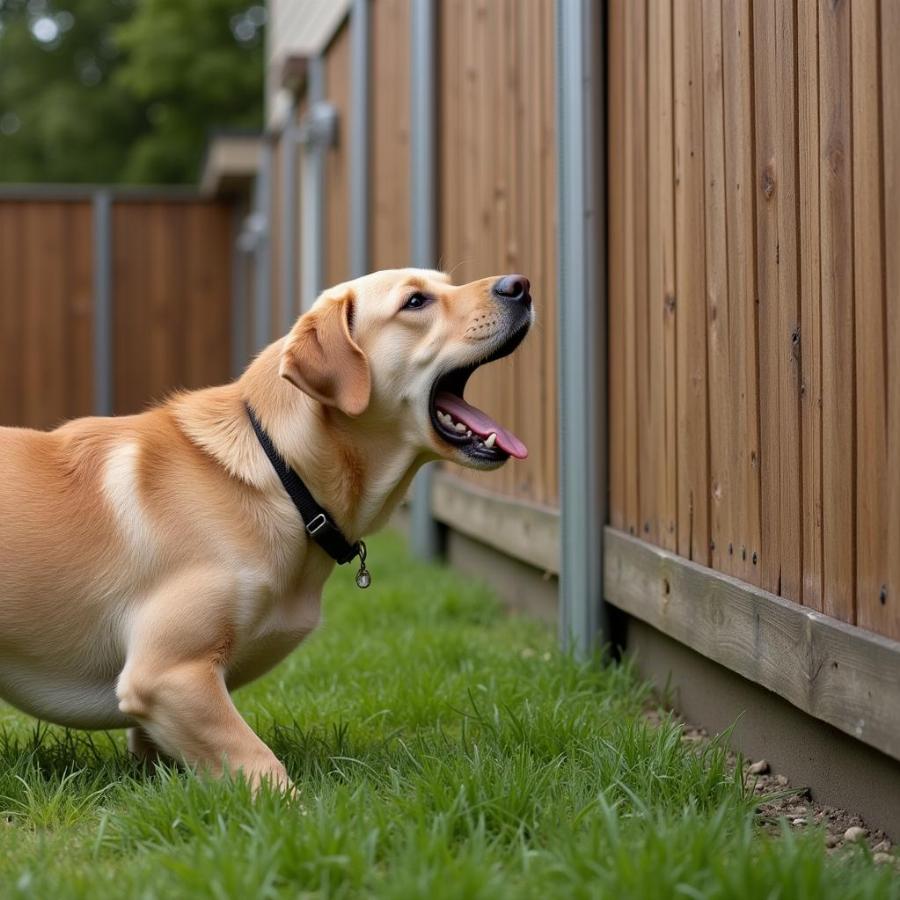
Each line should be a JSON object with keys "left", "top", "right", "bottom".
{"left": 281, "top": 108, "right": 300, "bottom": 334}
{"left": 555, "top": 0, "right": 607, "bottom": 656}
{"left": 350, "top": 0, "right": 371, "bottom": 278}
{"left": 92, "top": 189, "right": 113, "bottom": 416}
{"left": 301, "top": 57, "right": 328, "bottom": 310}
{"left": 409, "top": 0, "right": 442, "bottom": 561}
{"left": 253, "top": 139, "right": 273, "bottom": 350}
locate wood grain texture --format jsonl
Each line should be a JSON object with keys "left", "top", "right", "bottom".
{"left": 325, "top": 20, "right": 352, "bottom": 288}
{"left": 818, "top": 0, "right": 855, "bottom": 623}
{"left": 852, "top": 0, "right": 889, "bottom": 637}
{"left": 608, "top": 0, "right": 626, "bottom": 533}
{"left": 0, "top": 204, "right": 25, "bottom": 426}
{"left": 432, "top": 470, "right": 560, "bottom": 576}
{"left": 647, "top": 0, "right": 669, "bottom": 547}
{"left": 882, "top": 0, "right": 900, "bottom": 640}
{"left": 702, "top": 0, "right": 734, "bottom": 577}
{"left": 754, "top": 0, "right": 801, "bottom": 599}
{"left": 673, "top": 0, "right": 708, "bottom": 564}
{"left": 609, "top": 0, "right": 896, "bottom": 642}
{"left": 371, "top": 0, "right": 411, "bottom": 269}
{"left": 798, "top": 0, "right": 823, "bottom": 611}
{"left": 722, "top": 0, "right": 761, "bottom": 585}
{"left": 437, "top": 0, "right": 558, "bottom": 507}
{"left": 604, "top": 527, "right": 900, "bottom": 763}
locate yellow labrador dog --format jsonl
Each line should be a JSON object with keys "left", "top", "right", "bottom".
{"left": 0, "top": 269, "right": 532, "bottom": 791}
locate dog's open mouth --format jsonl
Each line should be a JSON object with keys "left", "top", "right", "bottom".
{"left": 428, "top": 325, "right": 529, "bottom": 462}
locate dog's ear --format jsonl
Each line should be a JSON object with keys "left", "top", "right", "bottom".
{"left": 279, "top": 291, "right": 371, "bottom": 417}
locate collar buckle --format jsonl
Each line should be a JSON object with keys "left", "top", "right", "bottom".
{"left": 305, "top": 512, "right": 329, "bottom": 536}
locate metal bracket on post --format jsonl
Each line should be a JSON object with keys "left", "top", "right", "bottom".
{"left": 297, "top": 102, "right": 339, "bottom": 148}
{"left": 555, "top": 0, "right": 606, "bottom": 657}
{"left": 92, "top": 189, "right": 113, "bottom": 416}
{"left": 408, "top": 0, "right": 442, "bottom": 561}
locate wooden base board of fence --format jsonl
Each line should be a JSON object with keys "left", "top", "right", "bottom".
{"left": 605, "top": 526, "right": 900, "bottom": 763}
{"left": 430, "top": 471, "right": 560, "bottom": 577}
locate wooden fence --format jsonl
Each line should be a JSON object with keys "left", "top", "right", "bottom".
{"left": 0, "top": 194, "right": 235, "bottom": 430}
{"left": 607, "top": 0, "right": 900, "bottom": 641}
{"left": 300, "top": 0, "right": 559, "bottom": 509}
{"left": 438, "top": 0, "right": 559, "bottom": 509}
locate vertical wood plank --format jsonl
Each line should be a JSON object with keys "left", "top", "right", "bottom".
{"left": 753, "top": 0, "right": 782, "bottom": 593}
{"left": 659, "top": 0, "right": 678, "bottom": 551}
{"left": 754, "top": 0, "right": 801, "bottom": 599}
{"left": 372, "top": 0, "right": 411, "bottom": 269}
{"left": 325, "top": 21, "right": 352, "bottom": 287}
{"left": 775, "top": 0, "right": 802, "bottom": 602}
{"left": 703, "top": 0, "right": 735, "bottom": 576}
{"left": 853, "top": 0, "right": 887, "bottom": 634}
{"left": 674, "top": 0, "right": 709, "bottom": 564}
{"left": 608, "top": 0, "right": 627, "bottom": 530}
{"left": 23, "top": 204, "right": 67, "bottom": 429}
{"left": 880, "top": 0, "right": 900, "bottom": 639}
{"left": 819, "top": 0, "right": 856, "bottom": 623}
{"left": 646, "top": 0, "right": 664, "bottom": 545}
{"left": 0, "top": 205, "right": 25, "bottom": 426}
{"left": 722, "top": 0, "right": 761, "bottom": 584}
{"left": 850, "top": 0, "right": 888, "bottom": 629}
{"left": 66, "top": 203, "right": 95, "bottom": 420}
{"left": 540, "top": 0, "right": 558, "bottom": 506}
{"left": 622, "top": 0, "right": 644, "bottom": 536}
{"left": 798, "top": 0, "right": 823, "bottom": 611}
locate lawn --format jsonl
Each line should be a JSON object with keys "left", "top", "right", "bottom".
{"left": 0, "top": 531, "right": 897, "bottom": 899}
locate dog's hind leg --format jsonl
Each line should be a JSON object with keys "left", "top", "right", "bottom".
{"left": 127, "top": 726, "right": 164, "bottom": 763}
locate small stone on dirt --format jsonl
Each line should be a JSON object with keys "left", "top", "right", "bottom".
{"left": 843, "top": 826, "right": 868, "bottom": 843}
{"left": 873, "top": 853, "right": 897, "bottom": 867}
{"left": 792, "top": 818, "right": 807, "bottom": 827}
{"left": 825, "top": 834, "right": 840, "bottom": 848}
{"left": 873, "top": 840, "right": 891, "bottom": 853}
{"left": 748, "top": 759, "right": 770, "bottom": 775}
{"left": 774, "top": 774, "right": 789, "bottom": 787}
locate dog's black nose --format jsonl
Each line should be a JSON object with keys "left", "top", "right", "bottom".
{"left": 492, "top": 274, "right": 531, "bottom": 305}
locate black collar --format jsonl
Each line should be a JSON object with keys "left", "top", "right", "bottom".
{"left": 245, "top": 403, "right": 370, "bottom": 587}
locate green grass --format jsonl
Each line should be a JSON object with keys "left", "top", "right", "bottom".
{"left": 0, "top": 531, "right": 897, "bottom": 898}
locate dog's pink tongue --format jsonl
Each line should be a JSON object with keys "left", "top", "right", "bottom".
{"left": 435, "top": 392, "right": 528, "bottom": 459}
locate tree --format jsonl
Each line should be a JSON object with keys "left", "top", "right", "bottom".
{"left": 0, "top": 0, "right": 264, "bottom": 184}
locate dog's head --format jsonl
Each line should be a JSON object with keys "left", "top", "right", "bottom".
{"left": 280, "top": 268, "right": 533, "bottom": 469}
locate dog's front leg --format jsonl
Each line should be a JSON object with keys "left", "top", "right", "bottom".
{"left": 118, "top": 657, "right": 291, "bottom": 792}
{"left": 116, "top": 573, "right": 292, "bottom": 794}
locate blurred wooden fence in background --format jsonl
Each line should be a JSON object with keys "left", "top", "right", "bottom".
{"left": 0, "top": 192, "right": 234, "bottom": 430}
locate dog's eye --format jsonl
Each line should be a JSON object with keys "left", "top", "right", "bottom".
{"left": 403, "top": 292, "right": 431, "bottom": 311}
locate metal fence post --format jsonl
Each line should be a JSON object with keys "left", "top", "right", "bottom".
{"left": 231, "top": 206, "right": 248, "bottom": 378}
{"left": 555, "top": 0, "right": 607, "bottom": 656}
{"left": 92, "top": 189, "right": 113, "bottom": 416}
{"left": 253, "top": 139, "right": 273, "bottom": 350}
{"left": 409, "top": 0, "right": 442, "bottom": 561}
{"left": 350, "top": 0, "right": 371, "bottom": 279}
{"left": 301, "top": 57, "right": 328, "bottom": 311}
{"left": 281, "top": 110, "right": 300, "bottom": 334}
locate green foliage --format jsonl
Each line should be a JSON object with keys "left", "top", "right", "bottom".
{"left": 0, "top": 0, "right": 263, "bottom": 184}
{"left": 0, "top": 531, "right": 897, "bottom": 898}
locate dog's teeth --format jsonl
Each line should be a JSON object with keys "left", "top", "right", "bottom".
{"left": 437, "top": 411, "right": 451, "bottom": 425}
{"left": 466, "top": 430, "right": 472, "bottom": 437}
{"left": 484, "top": 433, "right": 497, "bottom": 448}
{"left": 454, "top": 421, "right": 467, "bottom": 433}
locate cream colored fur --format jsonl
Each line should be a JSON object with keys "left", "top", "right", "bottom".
{"left": 0, "top": 269, "right": 531, "bottom": 791}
